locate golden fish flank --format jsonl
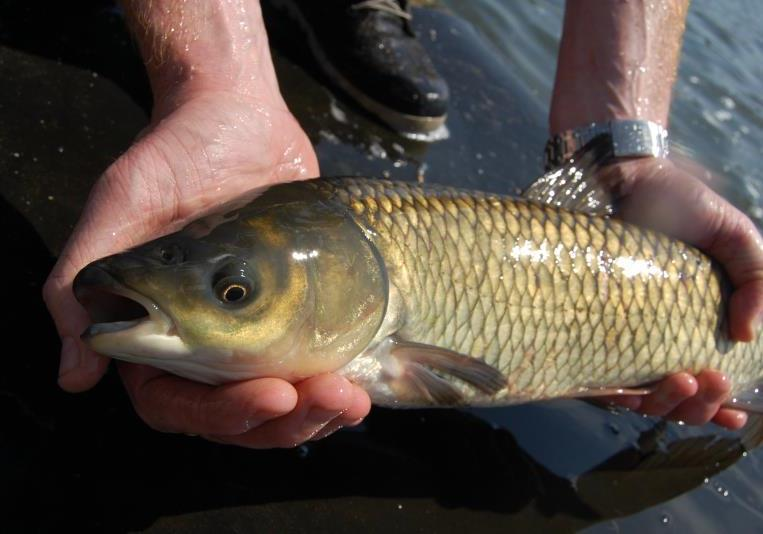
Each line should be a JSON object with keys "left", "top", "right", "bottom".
{"left": 73, "top": 176, "right": 763, "bottom": 410}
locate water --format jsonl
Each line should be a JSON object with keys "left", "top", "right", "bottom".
{"left": 1, "top": 0, "right": 762, "bottom": 532}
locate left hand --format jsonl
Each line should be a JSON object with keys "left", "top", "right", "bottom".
{"left": 597, "top": 157, "right": 763, "bottom": 430}
{"left": 43, "top": 89, "right": 371, "bottom": 448}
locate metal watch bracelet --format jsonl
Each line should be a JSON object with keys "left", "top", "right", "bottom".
{"left": 544, "top": 119, "right": 669, "bottom": 171}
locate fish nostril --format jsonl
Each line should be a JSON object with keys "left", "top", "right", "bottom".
{"left": 158, "top": 244, "right": 185, "bottom": 265}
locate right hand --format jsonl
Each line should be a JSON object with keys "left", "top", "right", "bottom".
{"left": 43, "top": 89, "right": 371, "bottom": 447}
{"left": 598, "top": 158, "right": 763, "bottom": 430}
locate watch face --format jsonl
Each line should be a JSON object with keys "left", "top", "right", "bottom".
{"left": 610, "top": 120, "right": 668, "bottom": 158}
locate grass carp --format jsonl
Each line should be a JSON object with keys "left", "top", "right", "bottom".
{"left": 73, "top": 161, "right": 763, "bottom": 409}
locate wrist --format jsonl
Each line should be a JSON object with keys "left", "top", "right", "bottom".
{"left": 549, "top": 0, "right": 688, "bottom": 134}
{"left": 123, "top": 0, "right": 283, "bottom": 118}
{"left": 549, "top": 92, "right": 667, "bottom": 134}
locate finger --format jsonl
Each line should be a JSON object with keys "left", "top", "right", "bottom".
{"left": 666, "top": 370, "right": 731, "bottom": 425}
{"left": 207, "top": 374, "right": 355, "bottom": 449}
{"left": 701, "top": 207, "right": 763, "bottom": 290}
{"left": 686, "top": 195, "right": 763, "bottom": 342}
{"left": 636, "top": 373, "right": 698, "bottom": 417}
{"left": 729, "top": 279, "right": 763, "bottom": 342}
{"left": 119, "top": 363, "right": 298, "bottom": 435}
{"left": 309, "top": 385, "right": 372, "bottom": 442}
{"left": 711, "top": 408, "right": 748, "bottom": 430}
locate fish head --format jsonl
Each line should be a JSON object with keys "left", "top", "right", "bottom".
{"left": 73, "top": 186, "right": 388, "bottom": 384}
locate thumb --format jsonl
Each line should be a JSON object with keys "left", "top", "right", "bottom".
{"left": 43, "top": 252, "right": 110, "bottom": 392}
{"left": 729, "top": 279, "right": 763, "bottom": 342}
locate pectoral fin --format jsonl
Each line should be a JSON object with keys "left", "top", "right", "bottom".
{"left": 386, "top": 338, "right": 505, "bottom": 405}
{"left": 402, "top": 362, "right": 464, "bottom": 405}
{"left": 523, "top": 135, "right": 615, "bottom": 216}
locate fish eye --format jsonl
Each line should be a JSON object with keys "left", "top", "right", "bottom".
{"left": 214, "top": 276, "right": 253, "bottom": 305}
{"left": 159, "top": 245, "right": 184, "bottom": 265}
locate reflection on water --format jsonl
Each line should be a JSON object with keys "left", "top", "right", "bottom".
{"left": 1, "top": 0, "right": 762, "bottom": 531}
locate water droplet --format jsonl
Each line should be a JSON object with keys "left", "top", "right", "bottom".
{"left": 369, "top": 142, "right": 387, "bottom": 159}
{"left": 417, "top": 162, "right": 428, "bottom": 184}
{"left": 661, "top": 513, "right": 670, "bottom": 525}
{"left": 329, "top": 100, "right": 348, "bottom": 124}
{"left": 712, "top": 482, "right": 729, "bottom": 498}
{"left": 714, "top": 110, "right": 732, "bottom": 122}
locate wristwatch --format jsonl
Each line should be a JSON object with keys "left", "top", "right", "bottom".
{"left": 543, "top": 119, "right": 669, "bottom": 171}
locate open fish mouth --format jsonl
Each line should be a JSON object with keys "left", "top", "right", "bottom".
{"left": 73, "top": 264, "right": 174, "bottom": 341}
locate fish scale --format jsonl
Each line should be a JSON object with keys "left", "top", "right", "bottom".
{"left": 308, "top": 177, "right": 761, "bottom": 402}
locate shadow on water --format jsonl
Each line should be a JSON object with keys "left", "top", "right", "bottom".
{"left": 1, "top": 1, "right": 761, "bottom": 532}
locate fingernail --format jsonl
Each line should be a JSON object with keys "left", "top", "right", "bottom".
{"left": 59, "top": 337, "right": 80, "bottom": 377}
{"left": 346, "top": 417, "right": 365, "bottom": 427}
{"left": 201, "top": 434, "right": 230, "bottom": 445}
{"left": 306, "top": 407, "right": 347, "bottom": 425}
{"left": 310, "top": 424, "right": 344, "bottom": 442}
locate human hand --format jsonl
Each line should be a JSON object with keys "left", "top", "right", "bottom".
{"left": 597, "top": 157, "right": 763, "bottom": 430}
{"left": 43, "top": 88, "right": 371, "bottom": 447}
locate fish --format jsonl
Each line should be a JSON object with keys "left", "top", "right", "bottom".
{"left": 72, "top": 139, "right": 763, "bottom": 410}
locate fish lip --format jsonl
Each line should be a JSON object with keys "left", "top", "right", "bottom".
{"left": 74, "top": 264, "right": 174, "bottom": 340}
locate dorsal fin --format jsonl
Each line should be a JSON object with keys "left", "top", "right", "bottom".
{"left": 523, "top": 135, "right": 615, "bottom": 216}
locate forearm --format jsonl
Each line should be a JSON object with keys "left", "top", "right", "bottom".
{"left": 121, "top": 0, "right": 281, "bottom": 114}
{"left": 550, "top": 0, "right": 689, "bottom": 133}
